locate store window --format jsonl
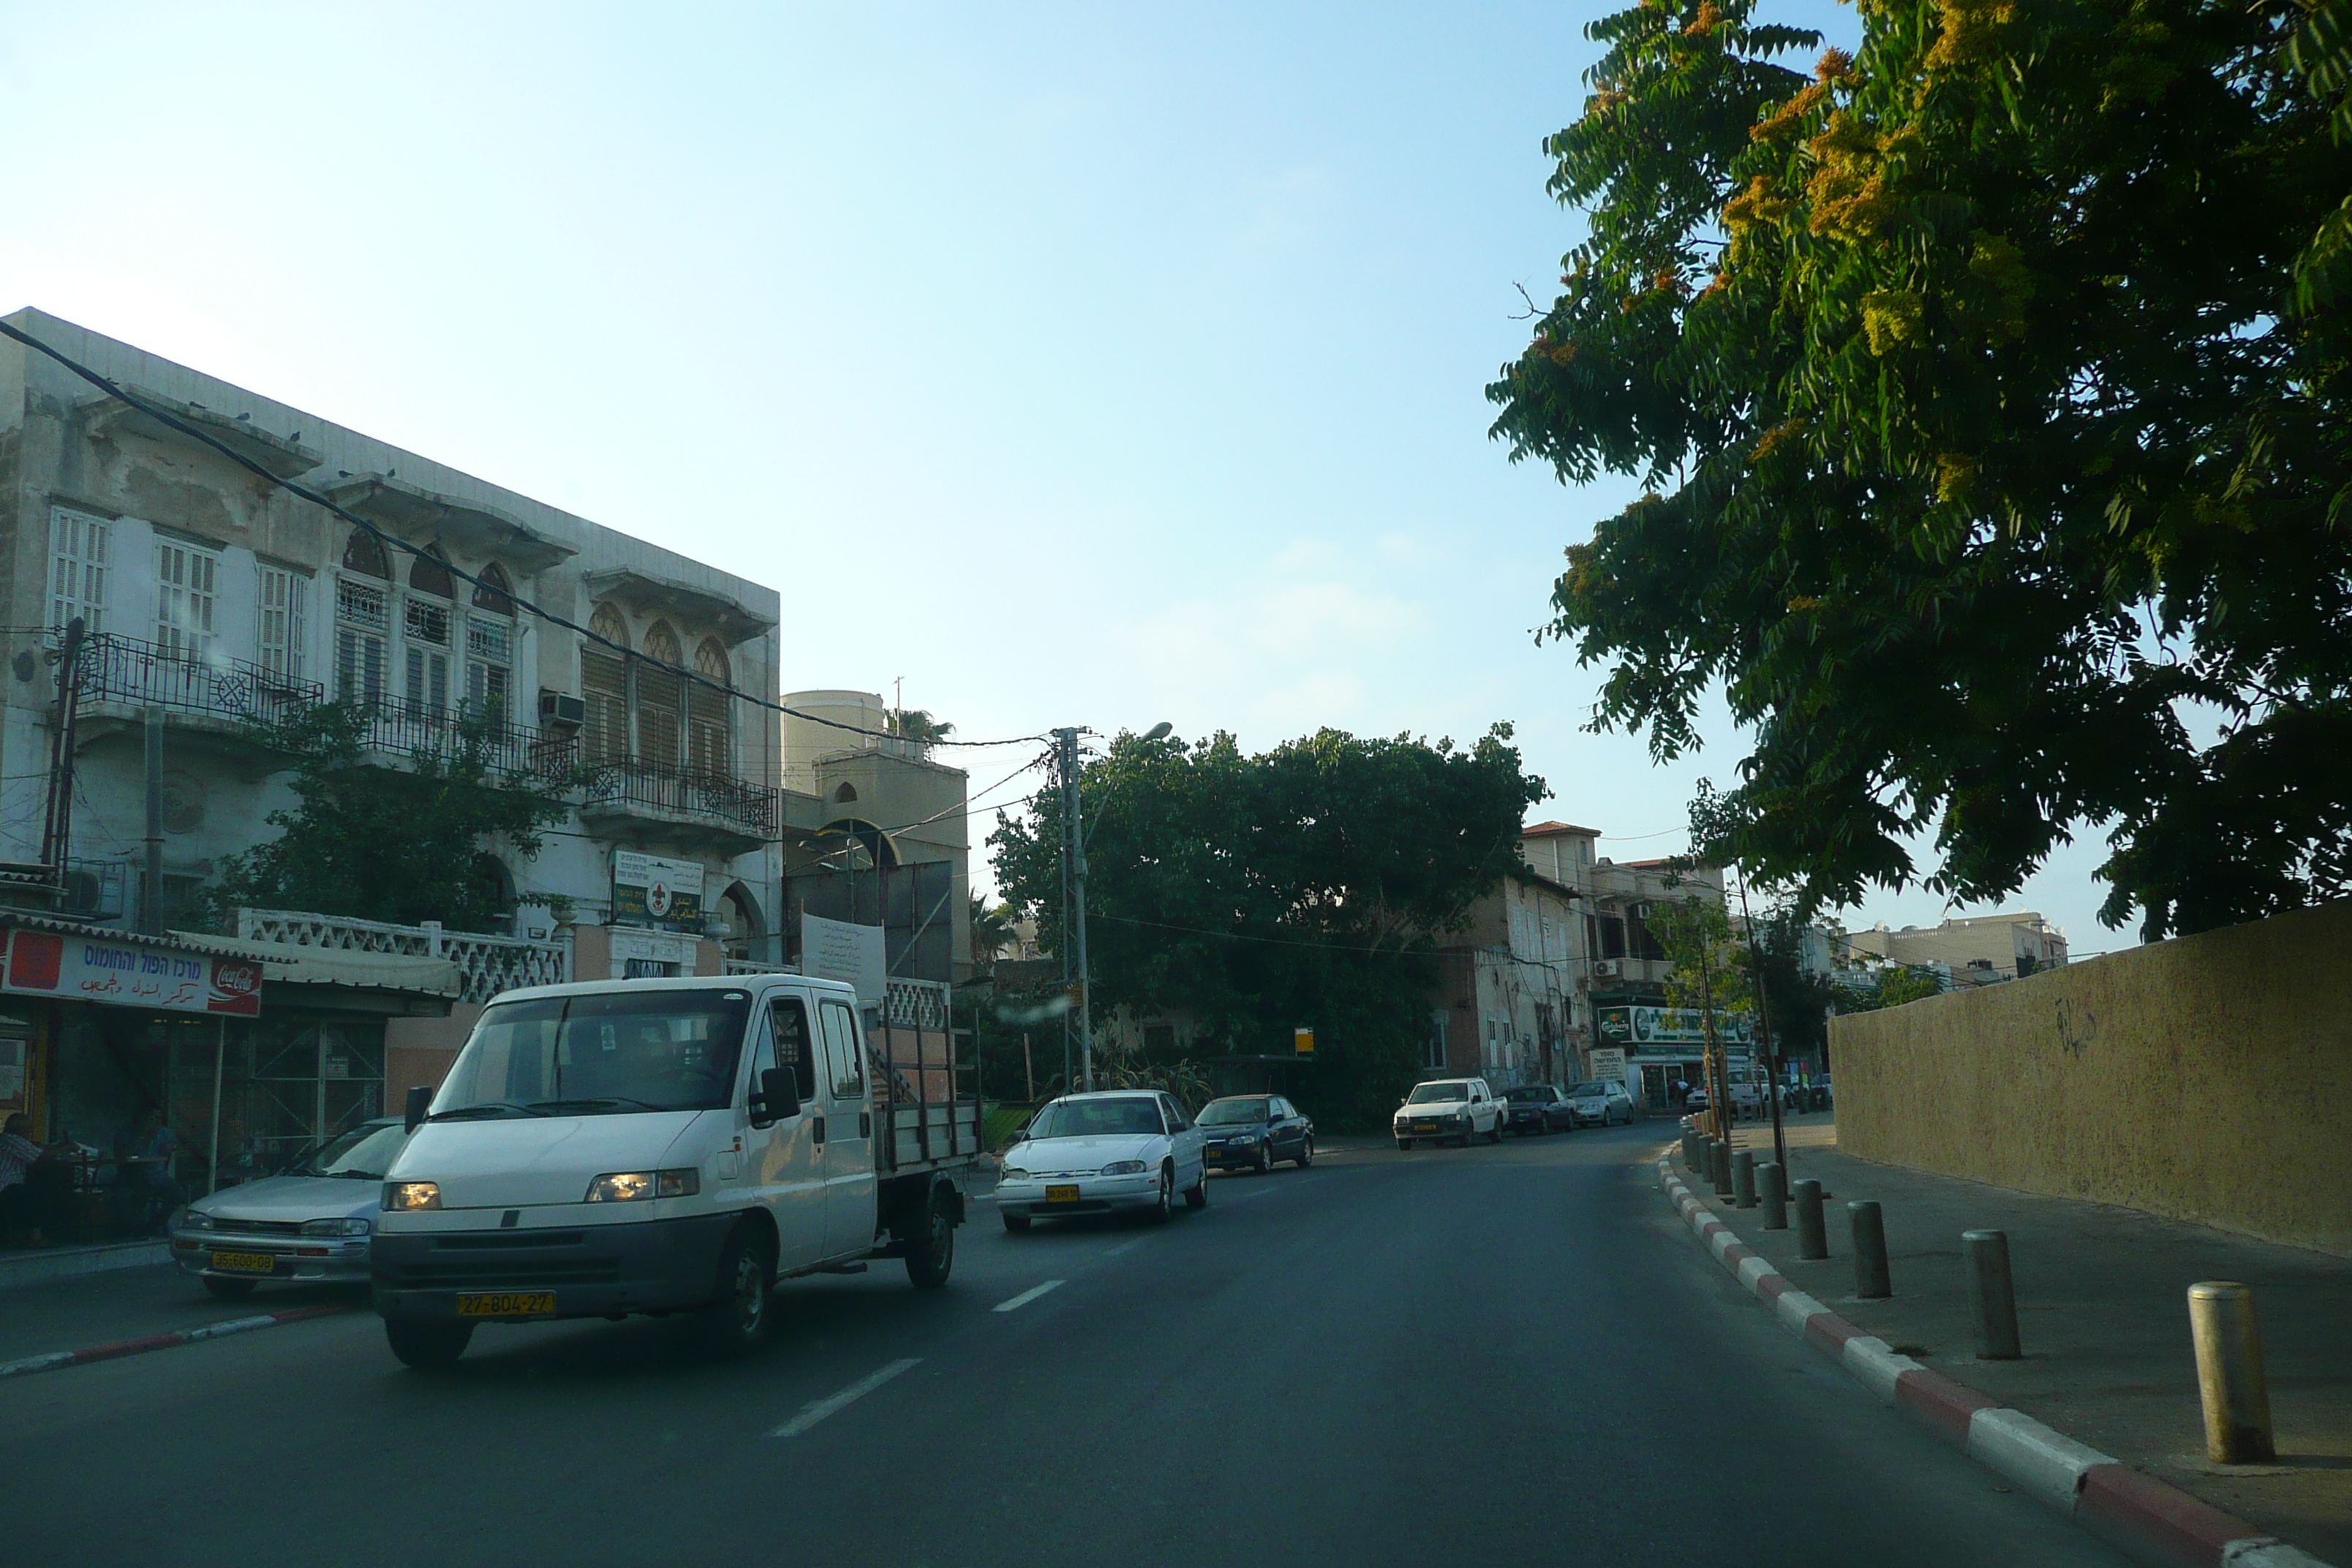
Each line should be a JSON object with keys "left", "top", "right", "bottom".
{"left": 48, "top": 505, "right": 110, "bottom": 636}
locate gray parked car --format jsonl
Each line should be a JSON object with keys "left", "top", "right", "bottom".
{"left": 1567, "top": 1080, "right": 1637, "bottom": 1127}
{"left": 169, "top": 1118, "right": 412, "bottom": 1299}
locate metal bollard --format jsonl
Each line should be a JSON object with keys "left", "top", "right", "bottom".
{"left": 1681, "top": 1129, "right": 1699, "bottom": 1174}
{"left": 1733, "top": 1149, "right": 1757, "bottom": 1208}
{"left": 1759, "top": 1162, "right": 1787, "bottom": 1229}
{"left": 1849, "top": 1200, "right": 1891, "bottom": 1298}
{"left": 1711, "top": 1139, "right": 1733, "bottom": 1196}
{"left": 1795, "top": 1179, "right": 1828, "bottom": 1259}
{"left": 2188, "top": 1282, "right": 2276, "bottom": 1463}
{"left": 1962, "top": 1230, "right": 2021, "bottom": 1359}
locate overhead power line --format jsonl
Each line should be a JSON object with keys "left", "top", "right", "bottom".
{"left": 0, "top": 320, "right": 1050, "bottom": 752}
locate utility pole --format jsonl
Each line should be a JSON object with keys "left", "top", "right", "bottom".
{"left": 1053, "top": 726, "right": 1094, "bottom": 1092}
{"left": 142, "top": 704, "right": 165, "bottom": 935}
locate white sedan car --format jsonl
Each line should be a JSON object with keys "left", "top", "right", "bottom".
{"left": 997, "top": 1091, "right": 1207, "bottom": 1231}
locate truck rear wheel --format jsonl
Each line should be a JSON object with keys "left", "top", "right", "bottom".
{"left": 905, "top": 1188, "right": 956, "bottom": 1289}
{"left": 385, "top": 1318, "right": 473, "bottom": 1370}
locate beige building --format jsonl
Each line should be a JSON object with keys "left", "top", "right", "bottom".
{"left": 1844, "top": 912, "right": 2068, "bottom": 984}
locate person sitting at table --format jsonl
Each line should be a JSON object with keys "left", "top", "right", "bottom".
{"left": 0, "top": 1112, "right": 69, "bottom": 1247}
{"left": 110, "top": 1108, "right": 181, "bottom": 1235}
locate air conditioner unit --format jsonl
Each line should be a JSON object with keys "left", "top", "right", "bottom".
{"left": 61, "top": 862, "right": 126, "bottom": 921}
{"left": 1594, "top": 959, "right": 1621, "bottom": 979}
{"left": 539, "top": 690, "right": 587, "bottom": 730}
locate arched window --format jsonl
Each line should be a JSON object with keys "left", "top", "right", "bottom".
{"left": 834, "top": 782, "right": 858, "bottom": 804}
{"left": 463, "top": 563, "right": 516, "bottom": 724}
{"left": 402, "top": 549, "right": 454, "bottom": 712}
{"left": 582, "top": 603, "right": 630, "bottom": 764}
{"left": 472, "top": 562, "right": 516, "bottom": 615}
{"left": 638, "top": 620, "right": 683, "bottom": 769}
{"left": 341, "top": 529, "right": 390, "bottom": 578}
{"left": 689, "top": 638, "right": 731, "bottom": 775}
{"left": 408, "top": 549, "right": 456, "bottom": 599}
{"left": 335, "top": 532, "right": 391, "bottom": 703}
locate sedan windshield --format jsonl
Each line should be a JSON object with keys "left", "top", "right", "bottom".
{"left": 437, "top": 990, "right": 755, "bottom": 1117}
{"left": 299, "top": 1122, "right": 408, "bottom": 1179}
{"left": 1409, "top": 1082, "right": 1469, "bottom": 1104}
{"left": 1572, "top": 1084, "right": 1609, "bottom": 1098}
{"left": 1024, "top": 1098, "right": 1165, "bottom": 1138}
{"left": 1199, "top": 1098, "right": 1271, "bottom": 1125}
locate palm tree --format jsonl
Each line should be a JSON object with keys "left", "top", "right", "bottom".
{"left": 969, "top": 894, "right": 1018, "bottom": 969}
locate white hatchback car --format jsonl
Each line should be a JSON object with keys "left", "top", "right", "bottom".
{"left": 997, "top": 1091, "right": 1207, "bottom": 1231}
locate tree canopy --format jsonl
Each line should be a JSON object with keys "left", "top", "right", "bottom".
{"left": 213, "top": 704, "right": 576, "bottom": 933}
{"left": 1489, "top": 0, "right": 2352, "bottom": 940}
{"left": 987, "top": 725, "right": 1546, "bottom": 1123}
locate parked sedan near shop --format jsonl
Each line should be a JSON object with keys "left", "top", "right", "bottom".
{"left": 1197, "top": 1094, "right": 1314, "bottom": 1172}
{"left": 1568, "top": 1081, "right": 1637, "bottom": 1127}
{"left": 997, "top": 1091, "right": 1207, "bottom": 1231}
{"left": 1502, "top": 1085, "right": 1576, "bottom": 1135}
{"left": 169, "top": 1118, "right": 412, "bottom": 1299}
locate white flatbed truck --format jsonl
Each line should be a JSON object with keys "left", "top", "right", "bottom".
{"left": 372, "top": 974, "right": 980, "bottom": 1368}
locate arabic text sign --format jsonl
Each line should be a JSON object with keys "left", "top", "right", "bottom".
{"left": 613, "top": 851, "right": 705, "bottom": 934}
{"left": 3, "top": 929, "right": 263, "bottom": 1016}
{"left": 802, "top": 913, "right": 886, "bottom": 1012}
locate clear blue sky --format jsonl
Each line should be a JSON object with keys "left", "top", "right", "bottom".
{"left": 0, "top": 1, "right": 2120, "bottom": 951}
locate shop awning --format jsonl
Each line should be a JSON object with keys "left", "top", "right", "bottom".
{"left": 172, "top": 932, "right": 462, "bottom": 1000}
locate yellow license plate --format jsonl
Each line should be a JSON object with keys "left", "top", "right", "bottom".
{"left": 456, "top": 1291, "right": 556, "bottom": 1317}
{"left": 209, "top": 1251, "right": 275, "bottom": 1274}
{"left": 1045, "top": 1185, "right": 1081, "bottom": 1204}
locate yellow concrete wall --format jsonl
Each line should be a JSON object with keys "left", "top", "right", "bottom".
{"left": 1832, "top": 898, "right": 2352, "bottom": 1257}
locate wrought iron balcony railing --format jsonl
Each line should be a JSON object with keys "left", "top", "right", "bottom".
{"left": 73, "top": 633, "right": 321, "bottom": 726}
{"left": 581, "top": 755, "right": 776, "bottom": 837}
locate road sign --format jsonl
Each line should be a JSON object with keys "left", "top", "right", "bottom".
{"left": 1294, "top": 1026, "right": 1314, "bottom": 1055}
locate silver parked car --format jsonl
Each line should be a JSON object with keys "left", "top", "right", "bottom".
{"left": 1567, "top": 1080, "right": 1637, "bottom": 1127}
{"left": 169, "top": 1118, "right": 412, "bottom": 1299}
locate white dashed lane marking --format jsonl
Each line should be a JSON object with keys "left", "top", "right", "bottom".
{"left": 992, "top": 1280, "right": 1066, "bottom": 1313}
{"left": 769, "top": 1359, "right": 922, "bottom": 1438}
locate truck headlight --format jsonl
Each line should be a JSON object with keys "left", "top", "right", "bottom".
{"left": 1099, "top": 1160, "right": 1147, "bottom": 1176}
{"left": 584, "top": 1169, "right": 701, "bottom": 1202}
{"left": 383, "top": 1181, "right": 441, "bottom": 1211}
{"left": 301, "top": 1217, "right": 373, "bottom": 1237}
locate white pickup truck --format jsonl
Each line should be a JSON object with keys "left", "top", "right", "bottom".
{"left": 1392, "top": 1077, "right": 1506, "bottom": 1148}
{"left": 372, "top": 975, "right": 979, "bottom": 1368}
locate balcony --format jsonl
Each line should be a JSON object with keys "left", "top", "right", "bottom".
{"left": 579, "top": 756, "right": 774, "bottom": 854}
{"left": 67, "top": 633, "right": 320, "bottom": 754}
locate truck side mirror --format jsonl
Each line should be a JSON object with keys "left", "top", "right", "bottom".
{"left": 404, "top": 1085, "right": 432, "bottom": 1134}
{"left": 755, "top": 1067, "right": 801, "bottom": 1124}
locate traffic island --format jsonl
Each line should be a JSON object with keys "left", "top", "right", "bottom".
{"left": 1654, "top": 1125, "right": 2351, "bottom": 1568}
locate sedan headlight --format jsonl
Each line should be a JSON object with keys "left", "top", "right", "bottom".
{"left": 1001, "top": 1167, "right": 1030, "bottom": 1180}
{"left": 171, "top": 1207, "right": 216, "bottom": 1232}
{"left": 383, "top": 1181, "right": 442, "bottom": 1212}
{"left": 584, "top": 1169, "right": 701, "bottom": 1203}
{"left": 301, "top": 1217, "right": 372, "bottom": 1237}
{"left": 1099, "top": 1160, "right": 1147, "bottom": 1176}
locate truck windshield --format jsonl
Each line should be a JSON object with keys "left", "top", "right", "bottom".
{"left": 437, "top": 990, "right": 755, "bottom": 1117}
{"left": 1408, "top": 1083, "right": 1467, "bottom": 1104}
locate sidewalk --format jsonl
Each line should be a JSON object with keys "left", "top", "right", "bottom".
{"left": 1687, "top": 1115, "right": 2351, "bottom": 1564}
{"left": 0, "top": 1259, "right": 361, "bottom": 1372}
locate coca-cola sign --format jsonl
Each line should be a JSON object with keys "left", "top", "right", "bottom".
{"left": 2, "top": 929, "right": 264, "bottom": 1017}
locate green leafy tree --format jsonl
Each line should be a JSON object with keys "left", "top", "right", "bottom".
{"left": 212, "top": 703, "right": 578, "bottom": 933}
{"left": 1490, "top": 0, "right": 2352, "bottom": 941}
{"left": 1839, "top": 962, "right": 1945, "bottom": 1011}
{"left": 968, "top": 894, "right": 1019, "bottom": 968}
{"left": 988, "top": 725, "right": 1547, "bottom": 1126}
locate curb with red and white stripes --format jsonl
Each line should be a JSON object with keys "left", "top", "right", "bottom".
{"left": 0, "top": 1303, "right": 353, "bottom": 1381}
{"left": 1656, "top": 1153, "right": 2333, "bottom": 1568}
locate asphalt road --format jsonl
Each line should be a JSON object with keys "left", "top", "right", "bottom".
{"left": 0, "top": 1125, "right": 2131, "bottom": 1567}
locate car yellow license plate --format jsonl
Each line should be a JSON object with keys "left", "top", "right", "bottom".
{"left": 1045, "top": 1185, "right": 1081, "bottom": 1204}
{"left": 456, "top": 1291, "right": 556, "bottom": 1317}
{"left": 209, "top": 1251, "right": 275, "bottom": 1274}
{"left": 1412, "top": 1121, "right": 1439, "bottom": 1134}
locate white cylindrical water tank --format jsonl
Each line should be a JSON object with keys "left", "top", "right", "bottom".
{"left": 783, "top": 689, "right": 891, "bottom": 788}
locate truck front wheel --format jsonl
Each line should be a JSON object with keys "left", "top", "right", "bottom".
{"left": 696, "top": 1224, "right": 775, "bottom": 1357}
{"left": 385, "top": 1318, "right": 473, "bottom": 1371}
{"left": 905, "top": 1188, "right": 956, "bottom": 1289}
